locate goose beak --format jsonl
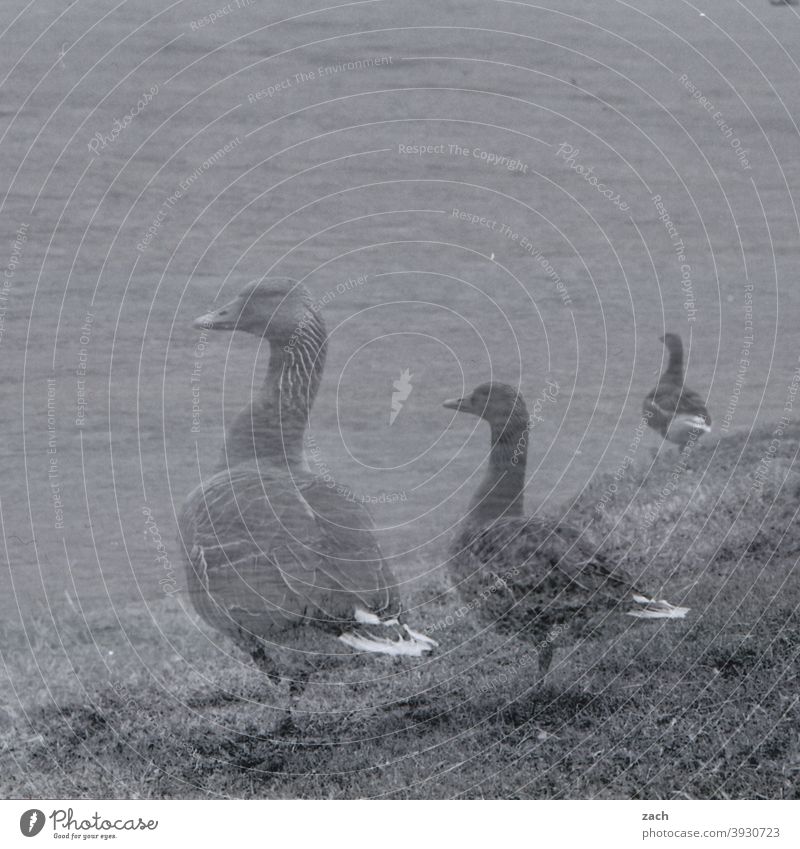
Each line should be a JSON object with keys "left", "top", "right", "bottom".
{"left": 443, "top": 396, "right": 469, "bottom": 412}
{"left": 193, "top": 312, "right": 219, "bottom": 329}
{"left": 193, "top": 297, "right": 241, "bottom": 330}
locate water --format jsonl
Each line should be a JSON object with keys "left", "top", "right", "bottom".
{"left": 2, "top": 0, "right": 799, "bottom": 620}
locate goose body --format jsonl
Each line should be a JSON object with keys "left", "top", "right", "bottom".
{"left": 444, "top": 382, "right": 688, "bottom": 675}
{"left": 179, "top": 279, "right": 434, "bottom": 675}
{"left": 644, "top": 333, "right": 711, "bottom": 449}
{"left": 181, "top": 466, "right": 426, "bottom": 652}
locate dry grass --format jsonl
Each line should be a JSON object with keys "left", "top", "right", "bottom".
{"left": 2, "top": 424, "right": 799, "bottom": 799}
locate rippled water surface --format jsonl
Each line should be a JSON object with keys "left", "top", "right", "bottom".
{"left": 2, "top": 0, "right": 799, "bottom": 617}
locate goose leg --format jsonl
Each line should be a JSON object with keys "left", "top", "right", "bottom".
{"left": 248, "top": 645, "right": 305, "bottom": 736}
{"left": 537, "top": 641, "right": 554, "bottom": 681}
{"left": 249, "top": 645, "right": 283, "bottom": 686}
{"left": 275, "top": 674, "right": 311, "bottom": 738}
{"left": 287, "top": 675, "right": 309, "bottom": 716}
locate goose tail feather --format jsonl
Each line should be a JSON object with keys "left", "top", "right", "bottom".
{"left": 339, "top": 609, "right": 438, "bottom": 656}
{"left": 626, "top": 593, "right": 689, "bottom": 620}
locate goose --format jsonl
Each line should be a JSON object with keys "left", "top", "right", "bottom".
{"left": 443, "top": 381, "right": 688, "bottom": 677}
{"left": 178, "top": 278, "right": 435, "bottom": 690}
{"left": 643, "top": 333, "right": 711, "bottom": 449}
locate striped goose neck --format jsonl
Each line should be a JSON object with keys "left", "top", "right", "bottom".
{"left": 269, "top": 306, "right": 327, "bottom": 422}
{"left": 467, "top": 415, "right": 528, "bottom": 528}
{"left": 220, "top": 307, "right": 328, "bottom": 470}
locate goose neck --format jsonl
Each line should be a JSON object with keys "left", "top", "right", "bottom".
{"left": 665, "top": 341, "right": 684, "bottom": 377}
{"left": 221, "top": 308, "right": 327, "bottom": 470}
{"left": 467, "top": 417, "right": 528, "bottom": 526}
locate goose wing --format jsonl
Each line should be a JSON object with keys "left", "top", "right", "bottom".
{"left": 646, "top": 382, "right": 711, "bottom": 425}
{"left": 458, "top": 515, "right": 643, "bottom": 614}
{"left": 178, "top": 465, "right": 396, "bottom": 640}
{"left": 298, "top": 477, "right": 398, "bottom": 616}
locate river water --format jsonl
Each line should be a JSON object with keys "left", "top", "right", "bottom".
{"left": 1, "top": 0, "right": 799, "bottom": 619}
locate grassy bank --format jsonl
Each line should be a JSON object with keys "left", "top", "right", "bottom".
{"left": 2, "top": 423, "right": 798, "bottom": 799}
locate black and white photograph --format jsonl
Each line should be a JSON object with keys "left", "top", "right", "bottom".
{"left": 0, "top": 0, "right": 799, "bottom": 830}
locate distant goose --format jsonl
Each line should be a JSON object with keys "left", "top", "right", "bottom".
{"left": 178, "top": 279, "right": 435, "bottom": 690}
{"left": 643, "top": 333, "right": 711, "bottom": 449}
{"left": 444, "top": 382, "right": 688, "bottom": 677}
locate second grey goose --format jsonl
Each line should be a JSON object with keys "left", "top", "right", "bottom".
{"left": 444, "top": 381, "right": 689, "bottom": 677}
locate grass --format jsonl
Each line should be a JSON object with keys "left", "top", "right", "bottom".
{"left": 2, "top": 423, "right": 799, "bottom": 799}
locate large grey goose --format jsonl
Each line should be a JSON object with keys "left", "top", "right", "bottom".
{"left": 178, "top": 279, "right": 435, "bottom": 693}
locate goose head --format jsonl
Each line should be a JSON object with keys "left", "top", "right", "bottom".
{"left": 193, "top": 278, "right": 318, "bottom": 344}
{"left": 660, "top": 332, "right": 683, "bottom": 354}
{"left": 444, "top": 381, "right": 529, "bottom": 431}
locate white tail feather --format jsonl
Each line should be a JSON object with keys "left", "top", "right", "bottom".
{"left": 627, "top": 594, "right": 689, "bottom": 620}
{"left": 666, "top": 414, "right": 711, "bottom": 444}
{"left": 341, "top": 608, "right": 437, "bottom": 656}
{"left": 338, "top": 629, "right": 435, "bottom": 657}
{"left": 683, "top": 415, "right": 711, "bottom": 431}
{"left": 403, "top": 624, "right": 438, "bottom": 647}
{"left": 354, "top": 607, "right": 401, "bottom": 626}
{"left": 354, "top": 607, "right": 381, "bottom": 625}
